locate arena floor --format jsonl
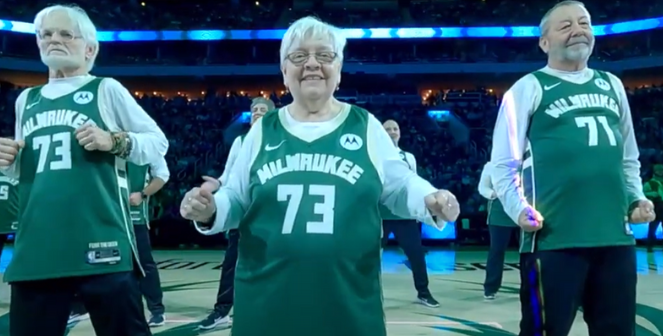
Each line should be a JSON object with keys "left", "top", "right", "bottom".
{"left": 0, "top": 248, "right": 661, "bottom": 335}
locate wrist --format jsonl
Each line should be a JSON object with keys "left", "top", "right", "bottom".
{"left": 110, "top": 132, "right": 132, "bottom": 158}
{"left": 200, "top": 211, "right": 217, "bottom": 226}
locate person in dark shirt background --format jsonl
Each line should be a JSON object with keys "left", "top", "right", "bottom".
{"left": 643, "top": 164, "right": 663, "bottom": 252}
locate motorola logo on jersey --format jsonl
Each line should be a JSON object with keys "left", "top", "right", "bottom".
{"left": 594, "top": 78, "right": 611, "bottom": 91}
{"left": 73, "top": 91, "right": 94, "bottom": 105}
{"left": 340, "top": 134, "right": 363, "bottom": 151}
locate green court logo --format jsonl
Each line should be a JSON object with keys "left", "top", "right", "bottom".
{"left": 434, "top": 280, "right": 663, "bottom": 335}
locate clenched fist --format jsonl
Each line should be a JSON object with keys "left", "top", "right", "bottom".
{"left": 180, "top": 187, "right": 216, "bottom": 223}
{"left": 75, "top": 124, "right": 113, "bottom": 151}
{"left": 0, "top": 138, "right": 24, "bottom": 167}
{"left": 518, "top": 206, "right": 544, "bottom": 232}
{"left": 629, "top": 199, "right": 656, "bottom": 223}
{"left": 424, "top": 190, "right": 460, "bottom": 222}
{"left": 129, "top": 192, "right": 143, "bottom": 206}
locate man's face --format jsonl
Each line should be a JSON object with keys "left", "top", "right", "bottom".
{"left": 37, "top": 10, "right": 91, "bottom": 70}
{"left": 383, "top": 120, "right": 400, "bottom": 145}
{"left": 539, "top": 4, "right": 595, "bottom": 64}
{"left": 251, "top": 103, "right": 269, "bottom": 125}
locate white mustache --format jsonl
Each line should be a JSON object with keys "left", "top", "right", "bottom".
{"left": 567, "top": 38, "right": 589, "bottom": 46}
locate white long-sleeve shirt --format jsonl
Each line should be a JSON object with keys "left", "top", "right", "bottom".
{"left": 396, "top": 148, "right": 417, "bottom": 174}
{"left": 490, "top": 66, "right": 645, "bottom": 223}
{"left": 219, "top": 136, "right": 242, "bottom": 185}
{"left": 149, "top": 156, "right": 171, "bottom": 183}
{"left": 1, "top": 75, "right": 168, "bottom": 179}
{"left": 196, "top": 104, "right": 441, "bottom": 235}
{"left": 477, "top": 162, "right": 496, "bottom": 200}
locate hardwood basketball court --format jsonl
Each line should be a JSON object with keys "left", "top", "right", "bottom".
{"left": 0, "top": 248, "right": 660, "bottom": 335}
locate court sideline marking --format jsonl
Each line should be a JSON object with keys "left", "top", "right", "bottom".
{"left": 164, "top": 319, "right": 503, "bottom": 328}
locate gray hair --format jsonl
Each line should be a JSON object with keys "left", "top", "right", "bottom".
{"left": 34, "top": 4, "right": 100, "bottom": 72}
{"left": 279, "top": 16, "right": 347, "bottom": 65}
{"left": 539, "top": 0, "right": 587, "bottom": 36}
{"left": 251, "top": 97, "right": 275, "bottom": 111}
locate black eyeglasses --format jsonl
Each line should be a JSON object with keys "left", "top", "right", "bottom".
{"left": 286, "top": 51, "right": 338, "bottom": 65}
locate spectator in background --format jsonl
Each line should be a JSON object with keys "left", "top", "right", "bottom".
{"left": 643, "top": 163, "right": 663, "bottom": 252}
{"left": 196, "top": 96, "right": 274, "bottom": 331}
{"left": 477, "top": 162, "right": 518, "bottom": 300}
{"left": 380, "top": 119, "right": 439, "bottom": 308}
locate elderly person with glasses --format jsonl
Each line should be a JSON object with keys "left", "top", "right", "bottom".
{"left": 180, "top": 16, "right": 459, "bottom": 336}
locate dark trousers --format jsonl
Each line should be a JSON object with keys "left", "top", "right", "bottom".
{"left": 519, "top": 246, "right": 636, "bottom": 336}
{"left": 381, "top": 219, "right": 429, "bottom": 295}
{"left": 213, "top": 229, "right": 239, "bottom": 315}
{"left": 647, "top": 202, "right": 663, "bottom": 250}
{"left": 134, "top": 224, "right": 165, "bottom": 315}
{"left": 518, "top": 253, "right": 534, "bottom": 336}
{"left": 483, "top": 225, "right": 518, "bottom": 295}
{"left": 10, "top": 271, "right": 151, "bottom": 336}
{"left": 0, "top": 234, "right": 8, "bottom": 261}
{"left": 71, "top": 225, "right": 165, "bottom": 316}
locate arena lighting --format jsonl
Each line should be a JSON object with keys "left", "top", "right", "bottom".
{"left": 240, "top": 110, "right": 450, "bottom": 122}
{"left": 0, "top": 16, "right": 661, "bottom": 41}
{"left": 240, "top": 111, "right": 251, "bottom": 123}
{"left": 428, "top": 110, "right": 449, "bottom": 120}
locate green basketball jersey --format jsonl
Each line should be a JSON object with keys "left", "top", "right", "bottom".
{"left": 0, "top": 173, "right": 19, "bottom": 234}
{"left": 128, "top": 163, "right": 150, "bottom": 225}
{"left": 232, "top": 105, "right": 386, "bottom": 336}
{"left": 520, "top": 70, "right": 632, "bottom": 253}
{"left": 7, "top": 78, "right": 141, "bottom": 282}
{"left": 487, "top": 199, "right": 516, "bottom": 227}
{"left": 380, "top": 150, "right": 413, "bottom": 221}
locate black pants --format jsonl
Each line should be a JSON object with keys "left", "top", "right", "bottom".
{"left": 519, "top": 246, "right": 636, "bottom": 336}
{"left": 647, "top": 202, "right": 663, "bottom": 249}
{"left": 72, "top": 225, "right": 165, "bottom": 316}
{"left": 213, "top": 229, "right": 239, "bottom": 315}
{"left": 10, "top": 271, "right": 151, "bottom": 336}
{"left": 0, "top": 233, "right": 8, "bottom": 261}
{"left": 134, "top": 224, "right": 165, "bottom": 315}
{"left": 484, "top": 225, "right": 518, "bottom": 295}
{"left": 518, "top": 253, "right": 534, "bottom": 336}
{"left": 381, "top": 219, "right": 429, "bottom": 295}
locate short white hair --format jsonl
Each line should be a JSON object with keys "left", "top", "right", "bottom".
{"left": 34, "top": 5, "right": 100, "bottom": 72}
{"left": 279, "top": 16, "right": 347, "bottom": 65}
{"left": 539, "top": 0, "right": 587, "bottom": 36}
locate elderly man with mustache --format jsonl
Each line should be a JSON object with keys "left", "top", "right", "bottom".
{"left": 490, "top": 1, "right": 651, "bottom": 335}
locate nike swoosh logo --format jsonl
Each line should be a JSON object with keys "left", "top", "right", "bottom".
{"left": 544, "top": 83, "right": 561, "bottom": 90}
{"left": 265, "top": 140, "right": 285, "bottom": 151}
{"left": 25, "top": 102, "right": 39, "bottom": 109}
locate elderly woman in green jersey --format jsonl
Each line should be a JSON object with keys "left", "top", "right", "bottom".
{"left": 180, "top": 16, "right": 459, "bottom": 336}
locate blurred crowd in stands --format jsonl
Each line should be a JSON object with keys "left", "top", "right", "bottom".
{"left": 1, "top": 0, "right": 662, "bottom": 65}
{"left": 1, "top": 0, "right": 663, "bottom": 245}
{"left": 2, "top": 81, "right": 663, "bottom": 245}
{"left": 3, "top": 0, "right": 662, "bottom": 29}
